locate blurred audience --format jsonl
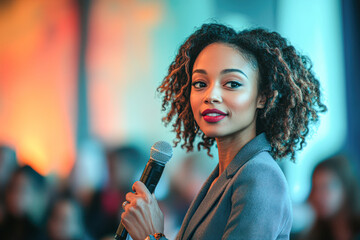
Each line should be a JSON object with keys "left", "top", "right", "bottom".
{"left": 95, "top": 145, "right": 145, "bottom": 239}
{"left": 69, "top": 144, "right": 146, "bottom": 239}
{"left": 300, "top": 154, "right": 360, "bottom": 240}
{"left": 0, "top": 145, "right": 18, "bottom": 190}
{"left": 0, "top": 143, "right": 215, "bottom": 239}
{"left": 41, "top": 195, "right": 90, "bottom": 240}
{"left": 0, "top": 166, "right": 42, "bottom": 239}
{"left": 0, "top": 145, "right": 18, "bottom": 228}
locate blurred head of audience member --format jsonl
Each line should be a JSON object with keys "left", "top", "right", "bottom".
{"left": 0, "top": 145, "right": 17, "bottom": 190}
{"left": 46, "top": 195, "right": 88, "bottom": 240}
{"left": 305, "top": 154, "right": 360, "bottom": 240}
{"left": 106, "top": 145, "right": 145, "bottom": 192}
{"left": 0, "top": 145, "right": 17, "bottom": 227}
{"left": 70, "top": 144, "right": 145, "bottom": 239}
{"left": 71, "top": 138, "right": 107, "bottom": 208}
{"left": 0, "top": 165, "right": 43, "bottom": 239}
{"left": 92, "top": 145, "right": 145, "bottom": 237}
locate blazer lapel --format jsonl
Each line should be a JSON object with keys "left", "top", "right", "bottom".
{"left": 177, "top": 165, "right": 219, "bottom": 240}
{"left": 182, "top": 169, "right": 232, "bottom": 240}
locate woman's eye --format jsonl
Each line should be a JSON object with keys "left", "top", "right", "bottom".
{"left": 192, "top": 81, "right": 207, "bottom": 89}
{"left": 224, "top": 81, "right": 242, "bottom": 88}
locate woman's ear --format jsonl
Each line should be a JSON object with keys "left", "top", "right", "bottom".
{"left": 257, "top": 94, "right": 266, "bottom": 109}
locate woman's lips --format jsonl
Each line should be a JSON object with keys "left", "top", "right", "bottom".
{"left": 201, "top": 109, "right": 227, "bottom": 123}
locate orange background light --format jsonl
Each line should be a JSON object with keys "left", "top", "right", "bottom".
{"left": 0, "top": 0, "right": 78, "bottom": 177}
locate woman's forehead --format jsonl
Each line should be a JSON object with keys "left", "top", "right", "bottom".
{"left": 192, "top": 43, "right": 258, "bottom": 79}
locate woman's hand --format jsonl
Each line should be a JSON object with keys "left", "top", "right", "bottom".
{"left": 121, "top": 181, "right": 164, "bottom": 240}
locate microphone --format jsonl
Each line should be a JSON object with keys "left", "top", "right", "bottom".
{"left": 114, "top": 141, "right": 173, "bottom": 240}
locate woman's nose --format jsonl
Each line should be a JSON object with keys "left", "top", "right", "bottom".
{"left": 204, "top": 86, "right": 222, "bottom": 104}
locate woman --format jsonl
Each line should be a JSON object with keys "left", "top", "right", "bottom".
{"left": 120, "top": 23, "right": 326, "bottom": 240}
{"left": 301, "top": 155, "right": 360, "bottom": 240}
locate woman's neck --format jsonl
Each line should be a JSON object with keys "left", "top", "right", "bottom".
{"left": 215, "top": 129, "right": 256, "bottom": 176}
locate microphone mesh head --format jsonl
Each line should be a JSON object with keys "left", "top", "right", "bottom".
{"left": 150, "top": 141, "right": 173, "bottom": 164}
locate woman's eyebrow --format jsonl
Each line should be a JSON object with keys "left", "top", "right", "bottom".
{"left": 192, "top": 68, "right": 248, "bottom": 79}
{"left": 192, "top": 69, "right": 207, "bottom": 75}
{"left": 221, "top": 68, "right": 248, "bottom": 79}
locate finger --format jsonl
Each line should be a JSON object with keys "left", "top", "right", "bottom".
{"left": 123, "top": 199, "right": 141, "bottom": 214}
{"left": 123, "top": 200, "right": 132, "bottom": 212}
{"left": 122, "top": 201, "right": 143, "bottom": 224}
{"left": 122, "top": 201, "right": 129, "bottom": 210}
{"left": 125, "top": 192, "right": 137, "bottom": 202}
{"left": 132, "top": 181, "right": 151, "bottom": 197}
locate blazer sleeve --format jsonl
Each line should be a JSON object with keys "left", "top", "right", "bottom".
{"left": 222, "top": 160, "right": 292, "bottom": 240}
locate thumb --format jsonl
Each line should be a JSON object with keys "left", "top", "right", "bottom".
{"left": 132, "top": 181, "right": 151, "bottom": 196}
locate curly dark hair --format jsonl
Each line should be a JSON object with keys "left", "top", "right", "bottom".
{"left": 157, "top": 23, "right": 327, "bottom": 161}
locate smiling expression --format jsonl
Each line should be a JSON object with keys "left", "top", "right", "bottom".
{"left": 190, "top": 42, "right": 264, "bottom": 141}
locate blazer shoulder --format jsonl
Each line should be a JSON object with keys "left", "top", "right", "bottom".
{"left": 235, "top": 151, "right": 287, "bottom": 186}
{"left": 226, "top": 151, "right": 293, "bottom": 238}
{"left": 231, "top": 151, "right": 291, "bottom": 209}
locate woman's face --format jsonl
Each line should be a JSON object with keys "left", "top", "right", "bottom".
{"left": 190, "top": 43, "right": 264, "bottom": 140}
{"left": 309, "top": 169, "right": 345, "bottom": 219}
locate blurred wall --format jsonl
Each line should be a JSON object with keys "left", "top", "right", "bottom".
{"left": 342, "top": 0, "right": 360, "bottom": 173}
{"left": 277, "top": 0, "right": 346, "bottom": 203}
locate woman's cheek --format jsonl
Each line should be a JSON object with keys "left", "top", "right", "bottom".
{"left": 228, "top": 92, "right": 254, "bottom": 113}
{"left": 190, "top": 94, "right": 200, "bottom": 119}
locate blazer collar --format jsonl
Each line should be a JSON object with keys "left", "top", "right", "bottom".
{"left": 225, "top": 132, "right": 271, "bottom": 178}
{"left": 180, "top": 133, "right": 271, "bottom": 239}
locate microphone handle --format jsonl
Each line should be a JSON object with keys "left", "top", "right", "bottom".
{"left": 115, "top": 160, "right": 165, "bottom": 240}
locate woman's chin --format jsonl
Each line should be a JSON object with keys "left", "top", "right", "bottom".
{"left": 201, "top": 130, "right": 224, "bottom": 138}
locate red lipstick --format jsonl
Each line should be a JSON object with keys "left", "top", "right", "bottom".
{"left": 201, "top": 109, "right": 227, "bottom": 123}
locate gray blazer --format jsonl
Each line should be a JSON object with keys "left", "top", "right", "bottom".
{"left": 176, "top": 133, "right": 292, "bottom": 240}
